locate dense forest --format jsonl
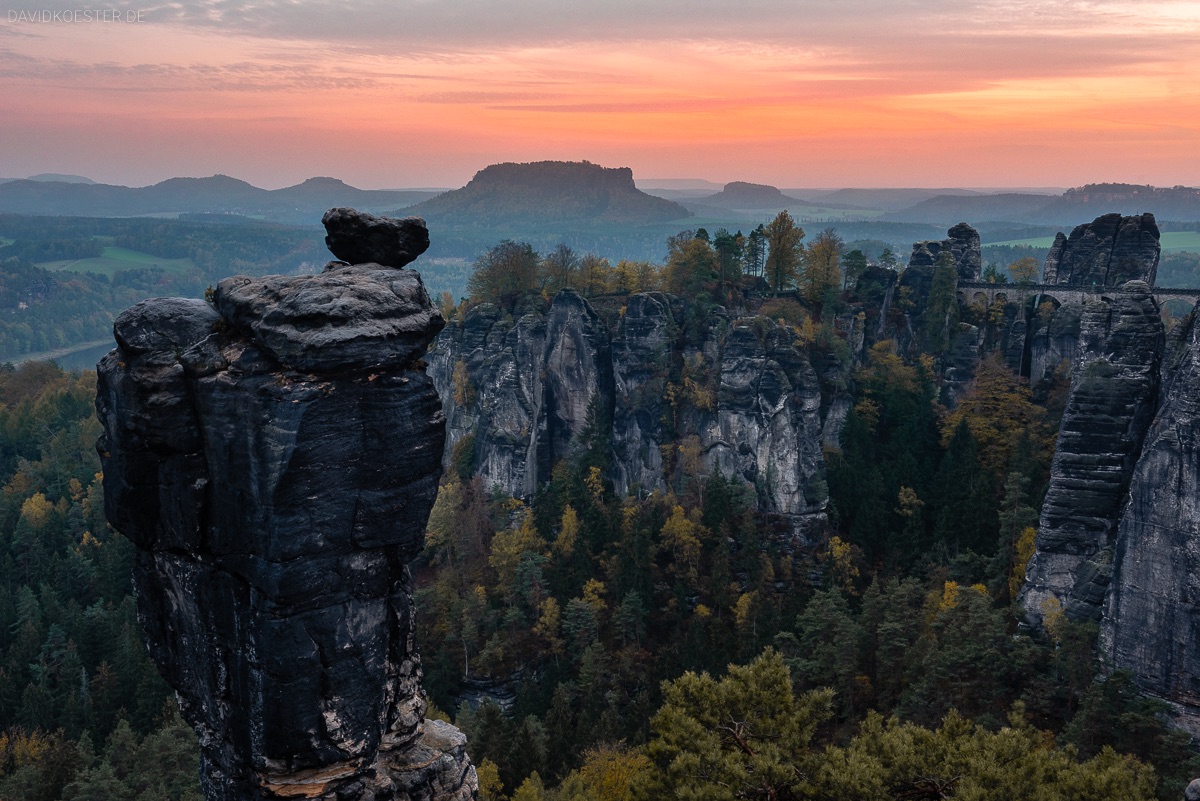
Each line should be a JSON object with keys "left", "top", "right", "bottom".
{"left": 3, "top": 212, "right": 1200, "bottom": 800}
{"left": 415, "top": 217, "right": 1199, "bottom": 800}
{"left": 0, "top": 363, "right": 200, "bottom": 800}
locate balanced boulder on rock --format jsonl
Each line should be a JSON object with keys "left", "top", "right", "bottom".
{"left": 96, "top": 210, "right": 475, "bottom": 801}
{"left": 322, "top": 207, "right": 430, "bottom": 269}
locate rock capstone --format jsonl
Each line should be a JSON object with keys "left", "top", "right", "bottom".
{"left": 321, "top": 207, "right": 430, "bottom": 269}
{"left": 97, "top": 213, "right": 475, "bottom": 801}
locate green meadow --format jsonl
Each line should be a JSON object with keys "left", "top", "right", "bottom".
{"left": 988, "top": 231, "right": 1200, "bottom": 253}
{"left": 37, "top": 246, "right": 195, "bottom": 277}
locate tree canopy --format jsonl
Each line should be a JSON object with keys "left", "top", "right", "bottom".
{"left": 763, "top": 211, "right": 805, "bottom": 292}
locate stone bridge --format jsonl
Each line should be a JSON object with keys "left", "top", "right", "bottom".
{"left": 958, "top": 281, "right": 1200, "bottom": 310}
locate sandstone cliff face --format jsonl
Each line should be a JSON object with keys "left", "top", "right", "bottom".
{"left": 1027, "top": 302, "right": 1083, "bottom": 386}
{"left": 704, "top": 318, "right": 826, "bottom": 517}
{"left": 1042, "top": 212, "right": 1160, "bottom": 287}
{"left": 429, "top": 291, "right": 829, "bottom": 525}
{"left": 609, "top": 292, "right": 682, "bottom": 497}
{"left": 1019, "top": 211, "right": 1160, "bottom": 387}
{"left": 97, "top": 212, "right": 476, "bottom": 801}
{"left": 1020, "top": 283, "right": 1163, "bottom": 625}
{"left": 1101, "top": 306, "right": 1200, "bottom": 733}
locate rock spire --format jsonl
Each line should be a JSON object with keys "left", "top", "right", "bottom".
{"left": 96, "top": 209, "right": 476, "bottom": 801}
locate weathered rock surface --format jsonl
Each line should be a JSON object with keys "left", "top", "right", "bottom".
{"left": 321, "top": 207, "right": 430, "bottom": 269}
{"left": 1101, "top": 304, "right": 1200, "bottom": 733}
{"left": 609, "top": 292, "right": 682, "bottom": 496}
{"left": 888, "top": 223, "right": 979, "bottom": 362}
{"left": 1027, "top": 301, "right": 1083, "bottom": 386}
{"left": 97, "top": 221, "right": 475, "bottom": 801}
{"left": 906, "top": 222, "right": 980, "bottom": 282}
{"left": 704, "top": 318, "right": 826, "bottom": 517}
{"left": 941, "top": 323, "right": 982, "bottom": 404}
{"left": 1020, "top": 284, "right": 1163, "bottom": 625}
{"left": 213, "top": 268, "right": 444, "bottom": 374}
{"left": 429, "top": 290, "right": 829, "bottom": 525}
{"left": 1042, "top": 212, "right": 1160, "bottom": 287}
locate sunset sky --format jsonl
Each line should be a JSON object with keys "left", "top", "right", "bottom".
{"left": 2, "top": 0, "right": 1199, "bottom": 189}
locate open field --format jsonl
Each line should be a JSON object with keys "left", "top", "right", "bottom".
{"left": 37, "top": 246, "right": 195, "bottom": 277}
{"left": 987, "top": 231, "right": 1200, "bottom": 252}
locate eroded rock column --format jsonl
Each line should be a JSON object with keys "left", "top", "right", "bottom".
{"left": 96, "top": 209, "right": 477, "bottom": 801}
{"left": 1020, "top": 283, "right": 1163, "bottom": 625}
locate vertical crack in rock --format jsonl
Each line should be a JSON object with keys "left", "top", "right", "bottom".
{"left": 1101, "top": 304, "right": 1200, "bottom": 735}
{"left": 96, "top": 209, "right": 477, "bottom": 801}
{"left": 1020, "top": 283, "right": 1163, "bottom": 627}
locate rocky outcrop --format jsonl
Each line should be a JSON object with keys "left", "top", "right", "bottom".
{"left": 704, "top": 318, "right": 826, "bottom": 518}
{"left": 889, "top": 223, "right": 979, "bottom": 362}
{"left": 97, "top": 210, "right": 476, "bottom": 801}
{"left": 610, "top": 292, "right": 681, "bottom": 497}
{"left": 906, "top": 222, "right": 980, "bottom": 282}
{"left": 1020, "top": 283, "right": 1163, "bottom": 625}
{"left": 942, "top": 323, "right": 982, "bottom": 403}
{"left": 1101, "top": 305, "right": 1200, "bottom": 733}
{"left": 946, "top": 222, "right": 982, "bottom": 282}
{"left": 429, "top": 291, "right": 829, "bottom": 525}
{"left": 1042, "top": 212, "right": 1160, "bottom": 287}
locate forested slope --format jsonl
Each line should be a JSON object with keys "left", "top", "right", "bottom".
{"left": 4, "top": 210, "right": 1200, "bottom": 800}
{"left": 0, "top": 363, "right": 200, "bottom": 800}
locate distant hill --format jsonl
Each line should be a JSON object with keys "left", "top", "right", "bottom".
{"left": 698, "top": 181, "right": 806, "bottom": 209}
{"left": 882, "top": 193, "right": 1053, "bottom": 224}
{"left": 406, "top": 161, "right": 690, "bottom": 226}
{"left": 676, "top": 182, "right": 887, "bottom": 222}
{"left": 797, "top": 188, "right": 985, "bottom": 212}
{"left": 1039, "top": 184, "right": 1200, "bottom": 224}
{"left": 0, "top": 175, "right": 438, "bottom": 222}
{"left": 635, "top": 178, "right": 724, "bottom": 199}
{"left": 636, "top": 178, "right": 724, "bottom": 191}
{"left": 883, "top": 184, "right": 1200, "bottom": 226}
{"left": 28, "top": 173, "right": 97, "bottom": 184}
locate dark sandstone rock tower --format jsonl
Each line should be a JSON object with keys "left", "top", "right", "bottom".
{"left": 96, "top": 209, "right": 477, "bottom": 801}
{"left": 1019, "top": 283, "right": 1164, "bottom": 625}
{"left": 1102, "top": 305, "right": 1200, "bottom": 734}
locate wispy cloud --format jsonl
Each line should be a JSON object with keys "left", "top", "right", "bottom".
{"left": 1, "top": 0, "right": 1197, "bottom": 186}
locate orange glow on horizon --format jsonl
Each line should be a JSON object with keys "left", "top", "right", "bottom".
{"left": 3, "top": 7, "right": 1199, "bottom": 189}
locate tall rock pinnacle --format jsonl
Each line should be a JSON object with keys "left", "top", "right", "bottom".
{"left": 96, "top": 210, "right": 476, "bottom": 801}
